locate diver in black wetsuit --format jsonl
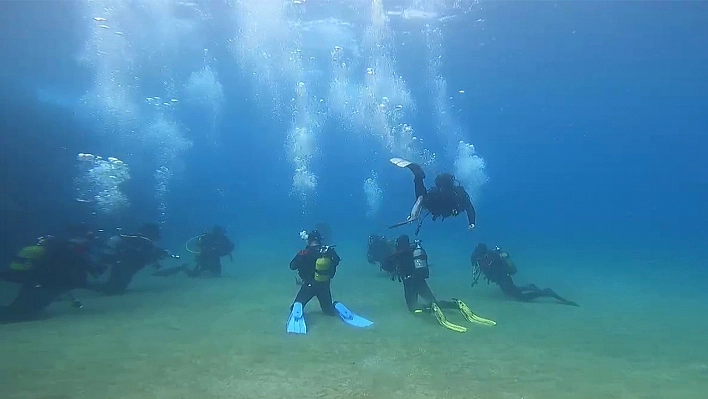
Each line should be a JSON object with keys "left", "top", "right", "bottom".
{"left": 289, "top": 230, "right": 341, "bottom": 315}
{"left": 385, "top": 234, "right": 448, "bottom": 311}
{"left": 154, "top": 225, "right": 234, "bottom": 278}
{"left": 390, "top": 158, "right": 476, "bottom": 233}
{"left": 471, "top": 243, "right": 579, "bottom": 306}
{"left": 0, "top": 235, "right": 98, "bottom": 323}
{"left": 366, "top": 234, "right": 396, "bottom": 275}
{"left": 189, "top": 225, "right": 234, "bottom": 277}
{"left": 96, "top": 223, "right": 172, "bottom": 295}
{"left": 385, "top": 235, "right": 495, "bottom": 332}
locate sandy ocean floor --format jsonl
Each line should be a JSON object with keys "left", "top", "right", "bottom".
{"left": 2, "top": 240, "right": 707, "bottom": 399}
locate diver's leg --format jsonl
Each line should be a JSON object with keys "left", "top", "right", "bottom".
{"left": 293, "top": 283, "right": 316, "bottom": 308}
{"left": 0, "top": 270, "right": 29, "bottom": 284}
{"left": 5, "top": 285, "right": 62, "bottom": 321}
{"left": 517, "top": 284, "right": 540, "bottom": 293}
{"left": 403, "top": 279, "right": 419, "bottom": 311}
{"left": 497, "top": 276, "right": 527, "bottom": 301}
{"left": 535, "top": 287, "right": 579, "bottom": 306}
{"left": 417, "top": 279, "right": 439, "bottom": 308}
{"left": 409, "top": 164, "right": 427, "bottom": 199}
{"left": 213, "top": 258, "right": 222, "bottom": 277}
{"left": 315, "top": 281, "right": 336, "bottom": 315}
{"left": 104, "top": 265, "right": 134, "bottom": 295}
{"left": 202, "top": 255, "right": 216, "bottom": 275}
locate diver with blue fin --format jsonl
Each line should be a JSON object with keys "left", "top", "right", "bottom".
{"left": 286, "top": 229, "right": 373, "bottom": 334}
{"left": 385, "top": 234, "right": 495, "bottom": 333}
{"left": 389, "top": 157, "right": 476, "bottom": 235}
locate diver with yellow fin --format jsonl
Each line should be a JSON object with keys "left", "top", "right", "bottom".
{"left": 389, "top": 157, "right": 476, "bottom": 235}
{"left": 286, "top": 229, "right": 373, "bottom": 334}
{"left": 385, "top": 234, "right": 495, "bottom": 333}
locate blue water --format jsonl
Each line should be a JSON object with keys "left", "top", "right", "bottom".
{"left": 1, "top": 2, "right": 706, "bottom": 292}
{"left": 2, "top": 2, "right": 708, "bottom": 398}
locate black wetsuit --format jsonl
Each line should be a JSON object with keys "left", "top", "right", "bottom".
{"left": 473, "top": 247, "right": 578, "bottom": 306}
{"left": 367, "top": 234, "right": 395, "bottom": 273}
{"left": 0, "top": 238, "right": 95, "bottom": 322}
{"left": 386, "top": 241, "right": 461, "bottom": 312}
{"left": 189, "top": 232, "right": 234, "bottom": 277}
{"left": 410, "top": 165, "right": 476, "bottom": 226}
{"left": 289, "top": 244, "right": 340, "bottom": 315}
{"left": 395, "top": 249, "right": 437, "bottom": 311}
{"left": 100, "top": 235, "right": 168, "bottom": 295}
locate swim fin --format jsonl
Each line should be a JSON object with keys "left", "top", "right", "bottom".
{"left": 390, "top": 157, "right": 412, "bottom": 168}
{"left": 452, "top": 298, "right": 496, "bottom": 326}
{"left": 286, "top": 302, "right": 307, "bottom": 334}
{"left": 334, "top": 302, "right": 373, "bottom": 328}
{"left": 431, "top": 303, "right": 467, "bottom": 333}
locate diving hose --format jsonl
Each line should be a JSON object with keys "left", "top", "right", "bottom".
{"left": 185, "top": 234, "right": 204, "bottom": 254}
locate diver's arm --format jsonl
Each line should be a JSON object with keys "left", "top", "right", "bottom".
{"left": 459, "top": 188, "right": 476, "bottom": 227}
{"left": 466, "top": 203, "right": 476, "bottom": 227}
{"left": 289, "top": 252, "right": 304, "bottom": 270}
{"left": 330, "top": 249, "right": 341, "bottom": 266}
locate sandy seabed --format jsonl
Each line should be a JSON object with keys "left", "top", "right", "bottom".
{"left": 2, "top": 242, "right": 707, "bottom": 399}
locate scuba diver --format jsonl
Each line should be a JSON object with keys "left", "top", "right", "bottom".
{"left": 388, "top": 157, "right": 476, "bottom": 235}
{"left": 366, "top": 234, "right": 396, "bottom": 276}
{"left": 154, "top": 225, "right": 234, "bottom": 278}
{"left": 0, "top": 234, "right": 99, "bottom": 323}
{"left": 95, "top": 223, "right": 177, "bottom": 295}
{"left": 385, "top": 234, "right": 495, "bottom": 333}
{"left": 286, "top": 229, "right": 373, "bottom": 334}
{"left": 471, "top": 243, "right": 579, "bottom": 306}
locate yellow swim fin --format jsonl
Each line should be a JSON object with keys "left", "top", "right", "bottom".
{"left": 453, "top": 298, "right": 496, "bottom": 326}
{"left": 431, "top": 303, "right": 467, "bottom": 333}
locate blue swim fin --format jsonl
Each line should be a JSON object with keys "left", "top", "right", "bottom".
{"left": 286, "top": 302, "right": 307, "bottom": 334}
{"left": 334, "top": 302, "right": 373, "bottom": 328}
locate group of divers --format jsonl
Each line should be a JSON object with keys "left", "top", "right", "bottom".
{"left": 0, "top": 158, "right": 578, "bottom": 332}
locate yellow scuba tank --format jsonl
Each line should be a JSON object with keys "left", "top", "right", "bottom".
{"left": 315, "top": 256, "right": 332, "bottom": 282}
{"left": 9, "top": 245, "right": 46, "bottom": 271}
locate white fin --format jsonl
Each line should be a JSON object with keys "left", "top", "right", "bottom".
{"left": 390, "top": 157, "right": 412, "bottom": 168}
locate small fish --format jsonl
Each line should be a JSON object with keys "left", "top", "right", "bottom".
{"left": 99, "top": 24, "right": 110, "bottom": 29}
{"left": 93, "top": 17, "right": 106, "bottom": 22}
{"left": 170, "top": 99, "right": 178, "bottom": 102}
{"left": 115, "top": 31, "right": 124, "bottom": 36}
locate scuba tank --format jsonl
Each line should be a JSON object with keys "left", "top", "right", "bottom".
{"left": 314, "top": 245, "right": 335, "bottom": 282}
{"left": 412, "top": 240, "right": 428, "bottom": 270}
